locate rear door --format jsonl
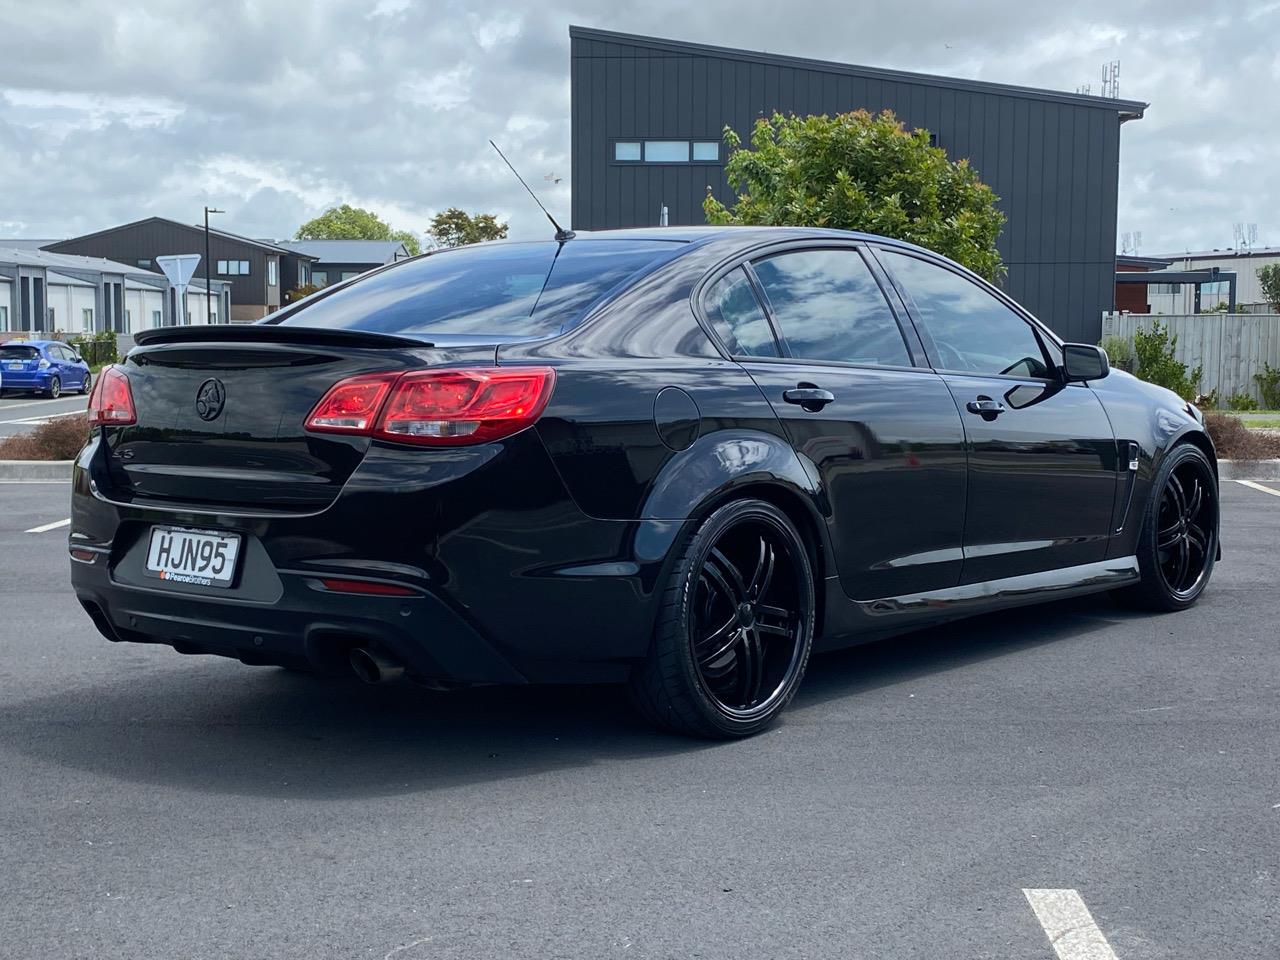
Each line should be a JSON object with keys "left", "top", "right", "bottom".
{"left": 874, "top": 247, "right": 1118, "bottom": 583}
{"left": 702, "top": 244, "right": 967, "bottom": 601}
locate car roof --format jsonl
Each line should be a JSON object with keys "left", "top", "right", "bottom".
{"left": 1, "top": 339, "right": 55, "bottom": 348}
{"left": 526, "top": 226, "right": 942, "bottom": 260}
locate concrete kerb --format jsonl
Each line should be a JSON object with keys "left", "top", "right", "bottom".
{"left": 1218, "top": 459, "right": 1280, "bottom": 481}
{"left": 0, "top": 460, "right": 74, "bottom": 480}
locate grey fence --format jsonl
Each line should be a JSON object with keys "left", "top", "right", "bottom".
{"left": 1100, "top": 312, "right": 1280, "bottom": 404}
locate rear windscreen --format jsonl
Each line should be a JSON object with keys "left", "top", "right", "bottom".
{"left": 275, "top": 240, "right": 683, "bottom": 340}
{"left": 0, "top": 346, "right": 38, "bottom": 359}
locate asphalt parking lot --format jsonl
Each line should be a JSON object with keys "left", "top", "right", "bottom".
{"left": 0, "top": 392, "right": 89, "bottom": 437}
{"left": 1, "top": 481, "right": 1276, "bottom": 959}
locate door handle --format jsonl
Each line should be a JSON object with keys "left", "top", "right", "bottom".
{"left": 966, "top": 397, "right": 1006, "bottom": 419}
{"left": 783, "top": 386, "right": 835, "bottom": 412}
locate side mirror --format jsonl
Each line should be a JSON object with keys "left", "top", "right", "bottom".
{"left": 72, "top": 354, "right": 83, "bottom": 363}
{"left": 1061, "top": 343, "right": 1110, "bottom": 383}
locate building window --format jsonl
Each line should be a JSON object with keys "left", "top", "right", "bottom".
{"left": 151, "top": 310, "right": 162, "bottom": 327}
{"left": 137, "top": 259, "right": 152, "bottom": 268}
{"left": 644, "top": 140, "right": 689, "bottom": 163}
{"left": 216, "top": 260, "right": 251, "bottom": 276}
{"left": 125, "top": 309, "right": 131, "bottom": 328}
{"left": 268, "top": 260, "right": 278, "bottom": 286}
{"left": 299, "top": 265, "right": 308, "bottom": 285}
{"left": 312, "top": 270, "right": 328, "bottom": 288}
{"left": 0, "top": 305, "right": 7, "bottom": 330}
{"left": 615, "top": 140, "right": 722, "bottom": 164}
{"left": 1150, "top": 283, "right": 1180, "bottom": 295}
{"left": 82, "top": 307, "right": 94, "bottom": 328}
{"left": 340, "top": 271, "right": 359, "bottom": 281}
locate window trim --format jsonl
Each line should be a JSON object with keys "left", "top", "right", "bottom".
{"left": 691, "top": 239, "right": 932, "bottom": 372}
{"left": 609, "top": 137, "right": 725, "bottom": 166}
{"left": 867, "top": 244, "right": 1063, "bottom": 383}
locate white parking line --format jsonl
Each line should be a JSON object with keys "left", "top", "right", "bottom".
{"left": 1232, "top": 478, "right": 1280, "bottom": 498}
{"left": 3, "top": 409, "right": 86, "bottom": 425}
{"left": 25, "top": 518, "right": 70, "bottom": 534}
{"left": 0, "top": 397, "right": 83, "bottom": 413}
{"left": 1024, "top": 889, "right": 1119, "bottom": 960}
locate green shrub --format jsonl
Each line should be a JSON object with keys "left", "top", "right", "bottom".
{"left": 1255, "top": 362, "right": 1280, "bottom": 410}
{"left": 1100, "top": 335, "right": 1135, "bottom": 373}
{"left": 1132, "top": 321, "right": 1203, "bottom": 401}
{"left": 67, "top": 331, "right": 119, "bottom": 367}
{"left": 1227, "top": 391, "right": 1259, "bottom": 411}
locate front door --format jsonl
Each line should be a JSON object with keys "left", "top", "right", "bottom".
{"left": 701, "top": 247, "right": 968, "bottom": 601}
{"left": 875, "top": 248, "right": 1118, "bottom": 583}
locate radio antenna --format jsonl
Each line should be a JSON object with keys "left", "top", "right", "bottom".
{"left": 489, "top": 139, "right": 575, "bottom": 242}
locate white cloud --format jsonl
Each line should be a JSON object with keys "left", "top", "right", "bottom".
{"left": 0, "top": 0, "right": 1274, "bottom": 255}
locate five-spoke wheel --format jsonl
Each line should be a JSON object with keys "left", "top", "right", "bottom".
{"left": 1117, "top": 442, "right": 1219, "bottom": 611}
{"left": 630, "top": 499, "right": 814, "bottom": 738}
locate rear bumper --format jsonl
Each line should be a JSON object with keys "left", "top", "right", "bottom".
{"left": 72, "top": 552, "right": 528, "bottom": 683}
{"left": 2, "top": 372, "right": 55, "bottom": 390}
{"left": 69, "top": 430, "right": 686, "bottom": 684}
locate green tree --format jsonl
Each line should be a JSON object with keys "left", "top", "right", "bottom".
{"left": 295, "top": 204, "right": 421, "bottom": 256}
{"left": 703, "top": 109, "right": 1006, "bottom": 281}
{"left": 428, "top": 208, "right": 509, "bottom": 248}
{"left": 1257, "top": 264, "right": 1280, "bottom": 310}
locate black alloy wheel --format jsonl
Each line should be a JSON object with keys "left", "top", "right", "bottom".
{"left": 1117, "top": 442, "right": 1218, "bottom": 611}
{"left": 80, "top": 372, "right": 93, "bottom": 395}
{"left": 46, "top": 376, "right": 61, "bottom": 399}
{"left": 629, "top": 499, "right": 815, "bottom": 738}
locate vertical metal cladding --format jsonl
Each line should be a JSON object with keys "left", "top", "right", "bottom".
{"left": 570, "top": 27, "right": 1146, "bottom": 344}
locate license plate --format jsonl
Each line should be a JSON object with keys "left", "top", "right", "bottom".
{"left": 5, "top": 362, "right": 21, "bottom": 370}
{"left": 144, "top": 526, "right": 241, "bottom": 588}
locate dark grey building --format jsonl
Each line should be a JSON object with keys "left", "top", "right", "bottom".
{"left": 46, "top": 218, "right": 315, "bottom": 322}
{"left": 274, "top": 239, "right": 413, "bottom": 291}
{"left": 569, "top": 26, "right": 1147, "bottom": 342}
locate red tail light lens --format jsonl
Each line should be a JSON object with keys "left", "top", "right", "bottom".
{"left": 87, "top": 366, "right": 136, "bottom": 426}
{"left": 304, "top": 373, "right": 398, "bottom": 433}
{"left": 375, "top": 368, "right": 556, "bottom": 445}
{"left": 305, "top": 367, "right": 555, "bottom": 446}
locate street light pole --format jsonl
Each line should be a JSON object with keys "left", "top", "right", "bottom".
{"left": 204, "top": 206, "right": 224, "bottom": 325}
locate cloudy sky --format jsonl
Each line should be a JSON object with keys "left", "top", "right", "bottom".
{"left": 1, "top": 0, "right": 1275, "bottom": 256}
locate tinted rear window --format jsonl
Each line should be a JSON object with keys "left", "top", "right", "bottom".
{"left": 276, "top": 240, "right": 683, "bottom": 340}
{"left": 0, "top": 346, "right": 38, "bottom": 359}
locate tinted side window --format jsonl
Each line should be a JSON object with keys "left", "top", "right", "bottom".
{"left": 879, "top": 251, "right": 1051, "bottom": 378}
{"left": 751, "top": 249, "right": 910, "bottom": 366}
{"left": 703, "top": 268, "right": 779, "bottom": 357}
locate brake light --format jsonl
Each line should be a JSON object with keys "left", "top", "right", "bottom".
{"left": 87, "top": 366, "right": 136, "bottom": 426}
{"left": 305, "top": 367, "right": 556, "bottom": 446}
{"left": 304, "top": 373, "right": 398, "bottom": 433}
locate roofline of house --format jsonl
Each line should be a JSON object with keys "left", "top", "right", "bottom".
{"left": 45, "top": 217, "right": 317, "bottom": 260}
{"left": 569, "top": 25, "right": 1149, "bottom": 119}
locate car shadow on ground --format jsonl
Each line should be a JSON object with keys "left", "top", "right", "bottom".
{"left": 4, "top": 594, "right": 1144, "bottom": 801}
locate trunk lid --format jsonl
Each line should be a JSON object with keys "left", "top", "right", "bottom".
{"left": 99, "top": 326, "right": 498, "bottom": 512}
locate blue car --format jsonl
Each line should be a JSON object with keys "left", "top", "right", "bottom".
{"left": 0, "top": 340, "right": 93, "bottom": 398}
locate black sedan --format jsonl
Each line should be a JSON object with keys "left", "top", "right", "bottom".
{"left": 70, "top": 227, "right": 1219, "bottom": 738}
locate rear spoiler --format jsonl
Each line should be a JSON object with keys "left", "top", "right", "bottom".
{"left": 132, "top": 325, "right": 433, "bottom": 350}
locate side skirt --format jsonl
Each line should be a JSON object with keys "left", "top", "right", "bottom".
{"left": 816, "top": 556, "right": 1140, "bottom": 652}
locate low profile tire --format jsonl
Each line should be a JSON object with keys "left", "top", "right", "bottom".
{"left": 80, "top": 372, "right": 92, "bottom": 395}
{"left": 45, "top": 376, "right": 61, "bottom": 399}
{"left": 1114, "top": 442, "right": 1219, "bottom": 612}
{"left": 628, "top": 498, "right": 815, "bottom": 739}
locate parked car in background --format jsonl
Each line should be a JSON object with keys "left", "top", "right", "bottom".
{"left": 0, "top": 340, "right": 92, "bottom": 398}
{"left": 70, "top": 227, "right": 1219, "bottom": 738}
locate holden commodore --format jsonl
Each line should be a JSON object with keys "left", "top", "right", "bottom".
{"left": 69, "top": 228, "right": 1219, "bottom": 738}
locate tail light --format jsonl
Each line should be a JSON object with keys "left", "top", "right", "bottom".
{"left": 87, "top": 366, "right": 136, "bottom": 426}
{"left": 305, "top": 367, "right": 555, "bottom": 446}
